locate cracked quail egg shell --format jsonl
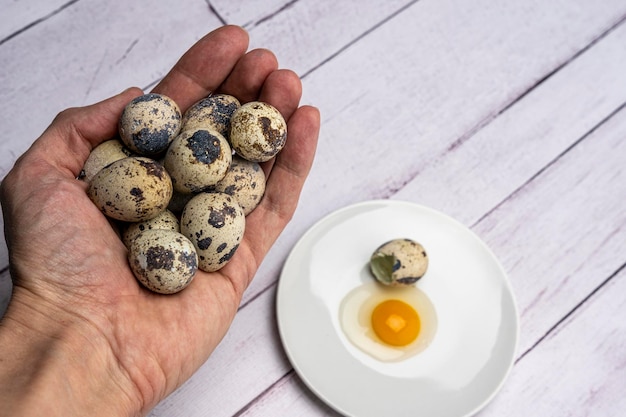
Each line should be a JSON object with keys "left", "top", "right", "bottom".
{"left": 87, "top": 156, "right": 173, "bottom": 222}
{"left": 370, "top": 238, "right": 429, "bottom": 286}
{"left": 181, "top": 94, "right": 240, "bottom": 139}
{"left": 229, "top": 101, "right": 287, "bottom": 162}
{"left": 164, "top": 128, "right": 232, "bottom": 194}
{"left": 81, "top": 139, "right": 133, "bottom": 184}
{"left": 119, "top": 93, "right": 182, "bottom": 156}
{"left": 212, "top": 155, "right": 266, "bottom": 216}
{"left": 180, "top": 192, "right": 245, "bottom": 272}
{"left": 128, "top": 229, "right": 198, "bottom": 294}
{"left": 122, "top": 209, "right": 180, "bottom": 247}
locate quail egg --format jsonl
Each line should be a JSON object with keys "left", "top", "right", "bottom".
{"left": 180, "top": 192, "right": 245, "bottom": 272}
{"left": 229, "top": 101, "right": 287, "bottom": 162}
{"left": 122, "top": 209, "right": 180, "bottom": 247}
{"left": 181, "top": 94, "right": 240, "bottom": 139}
{"left": 128, "top": 229, "right": 198, "bottom": 294}
{"left": 87, "top": 157, "right": 173, "bottom": 222}
{"left": 339, "top": 280, "right": 438, "bottom": 362}
{"left": 81, "top": 139, "right": 133, "bottom": 183}
{"left": 212, "top": 155, "right": 266, "bottom": 215}
{"left": 119, "top": 93, "right": 182, "bottom": 156}
{"left": 164, "top": 128, "right": 232, "bottom": 194}
{"left": 370, "top": 238, "right": 429, "bottom": 286}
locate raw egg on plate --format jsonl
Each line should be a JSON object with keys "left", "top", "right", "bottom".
{"left": 339, "top": 281, "right": 437, "bottom": 362}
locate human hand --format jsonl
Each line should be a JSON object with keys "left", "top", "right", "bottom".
{"left": 0, "top": 25, "right": 319, "bottom": 416}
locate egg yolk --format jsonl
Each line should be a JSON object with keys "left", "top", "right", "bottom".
{"left": 371, "top": 299, "right": 420, "bottom": 347}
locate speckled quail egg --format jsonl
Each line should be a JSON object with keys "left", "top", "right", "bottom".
{"left": 212, "top": 155, "right": 265, "bottom": 216}
{"left": 128, "top": 229, "right": 198, "bottom": 294}
{"left": 180, "top": 192, "right": 245, "bottom": 272}
{"left": 87, "top": 157, "right": 173, "bottom": 222}
{"left": 164, "top": 128, "right": 232, "bottom": 194}
{"left": 370, "top": 239, "right": 429, "bottom": 286}
{"left": 81, "top": 139, "right": 133, "bottom": 183}
{"left": 119, "top": 93, "right": 182, "bottom": 156}
{"left": 122, "top": 209, "right": 180, "bottom": 247}
{"left": 229, "top": 101, "right": 287, "bottom": 162}
{"left": 181, "top": 94, "right": 240, "bottom": 139}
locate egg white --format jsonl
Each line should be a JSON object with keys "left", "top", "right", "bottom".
{"left": 339, "top": 281, "right": 438, "bottom": 362}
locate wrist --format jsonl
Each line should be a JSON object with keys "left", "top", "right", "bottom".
{"left": 0, "top": 286, "right": 142, "bottom": 417}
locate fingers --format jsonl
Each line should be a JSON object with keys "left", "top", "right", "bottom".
{"left": 218, "top": 48, "right": 278, "bottom": 103}
{"left": 259, "top": 69, "right": 303, "bottom": 121}
{"left": 152, "top": 25, "right": 249, "bottom": 112}
{"left": 244, "top": 105, "right": 321, "bottom": 265}
{"left": 252, "top": 69, "right": 304, "bottom": 176}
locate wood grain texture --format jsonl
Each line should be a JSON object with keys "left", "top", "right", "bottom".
{"left": 480, "top": 266, "right": 626, "bottom": 417}
{"left": 233, "top": 89, "right": 626, "bottom": 417}
{"left": 474, "top": 103, "right": 626, "bottom": 354}
{"left": 0, "top": 0, "right": 72, "bottom": 42}
{"left": 1, "top": 0, "right": 625, "bottom": 416}
{"left": 210, "top": 0, "right": 294, "bottom": 28}
{"left": 392, "top": 19, "right": 626, "bottom": 226}
{"left": 240, "top": 0, "right": 626, "bottom": 307}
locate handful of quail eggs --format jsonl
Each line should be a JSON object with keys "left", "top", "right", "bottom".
{"left": 83, "top": 93, "right": 287, "bottom": 294}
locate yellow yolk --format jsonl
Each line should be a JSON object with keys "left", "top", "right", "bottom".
{"left": 371, "top": 299, "right": 420, "bottom": 347}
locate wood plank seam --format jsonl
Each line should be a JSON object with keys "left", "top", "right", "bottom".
{"left": 231, "top": 369, "right": 295, "bottom": 417}
{"left": 471, "top": 99, "right": 626, "bottom": 229}
{"left": 205, "top": 1, "right": 228, "bottom": 26}
{"left": 443, "top": 15, "right": 626, "bottom": 158}
{"left": 514, "top": 260, "right": 626, "bottom": 364}
{"left": 0, "top": 0, "right": 80, "bottom": 47}
{"left": 238, "top": 281, "right": 276, "bottom": 312}
{"left": 389, "top": 14, "right": 626, "bottom": 200}
{"left": 298, "top": 0, "right": 420, "bottom": 80}
{"left": 251, "top": 0, "right": 300, "bottom": 30}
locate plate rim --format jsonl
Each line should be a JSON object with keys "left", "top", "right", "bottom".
{"left": 276, "top": 199, "right": 520, "bottom": 416}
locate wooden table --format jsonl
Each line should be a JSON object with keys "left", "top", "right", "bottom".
{"left": 1, "top": 1, "right": 625, "bottom": 416}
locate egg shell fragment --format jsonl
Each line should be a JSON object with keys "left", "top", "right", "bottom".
{"left": 229, "top": 101, "right": 287, "bottom": 162}
{"left": 81, "top": 139, "right": 133, "bottom": 183}
{"left": 87, "top": 157, "right": 173, "bottom": 222}
{"left": 164, "top": 128, "right": 232, "bottom": 194}
{"left": 128, "top": 229, "right": 198, "bottom": 294}
{"left": 122, "top": 209, "right": 180, "bottom": 247}
{"left": 119, "top": 93, "right": 182, "bottom": 156}
{"left": 370, "top": 239, "right": 429, "bottom": 286}
{"left": 180, "top": 192, "right": 245, "bottom": 272}
{"left": 182, "top": 94, "right": 240, "bottom": 139}
{"left": 212, "top": 155, "right": 266, "bottom": 216}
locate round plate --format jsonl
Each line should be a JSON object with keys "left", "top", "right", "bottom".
{"left": 276, "top": 200, "right": 519, "bottom": 417}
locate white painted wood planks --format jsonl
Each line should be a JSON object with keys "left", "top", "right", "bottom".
{"left": 481, "top": 267, "right": 626, "bottom": 417}
{"left": 0, "top": 0, "right": 625, "bottom": 416}
{"left": 0, "top": 0, "right": 70, "bottom": 42}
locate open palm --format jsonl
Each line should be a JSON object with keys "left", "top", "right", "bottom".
{"left": 0, "top": 25, "right": 319, "bottom": 415}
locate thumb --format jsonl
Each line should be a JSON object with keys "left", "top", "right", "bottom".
{"left": 30, "top": 87, "right": 143, "bottom": 178}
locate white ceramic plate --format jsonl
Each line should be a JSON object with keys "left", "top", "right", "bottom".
{"left": 276, "top": 200, "right": 519, "bottom": 417}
